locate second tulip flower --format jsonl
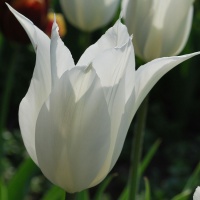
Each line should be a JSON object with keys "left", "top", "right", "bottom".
{"left": 122, "top": 0, "right": 194, "bottom": 61}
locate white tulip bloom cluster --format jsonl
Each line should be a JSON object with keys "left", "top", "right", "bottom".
{"left": 7, "top": 0, "right": 199, "bottom": 193}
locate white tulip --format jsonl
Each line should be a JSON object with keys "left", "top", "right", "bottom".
{"left": 194, "top": 187, "right": 200, "bottom": 200}
{"left": 122, "top": 0, "right": 194, "bottom": 61}
{"left": 7, "top": 4, "right": 199, "bottom": 193}
{"left": 59, "top": 0, "right": 120, "bottom": 32}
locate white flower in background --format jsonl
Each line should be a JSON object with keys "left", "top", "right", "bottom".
{"left": 59, "top": 0, "right": 120, "bottom": 32}
{"left": 7, "top": 4, "right": 200, "bottom": 193}
{"left": 122, "top": 0, "right": 194, "bottom": 61}
{"left": 194, "top": 187, "right": 200, "bottom": 200}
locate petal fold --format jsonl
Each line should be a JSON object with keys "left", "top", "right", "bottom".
{"left": 77, "top": 20, "right": 130, "bottom": 67}
{"left": 35, "top": 67, "right": 111, "bottom": 192}
{"left": 89, "top": 38, "right": 135, "bottom": 186}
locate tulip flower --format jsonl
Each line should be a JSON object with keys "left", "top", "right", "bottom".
{"left": 194, "top": 187, "right": 200, "bottom": 200}
{"left": 7, "top": 4, "right": 200, "bottom": 193}
{"left": 59, "top": 0, "right": 120, "bottom": 32}
{"left": 122, "top": 0, "right": 194, "bottom": 61}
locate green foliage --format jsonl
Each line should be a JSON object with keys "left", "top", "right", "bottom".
{"left": 119, "top": 139, "right": 160, "bottom": 200}
{"left": 94, "top": 174, "right": 117, "bottom": 200}
{"left": 171, "top": 190, "right": 191, "bottom": 200}
{"left": 118, "top": 186, "right": 129, "bottom": 200}
{"left": 183, "top": 162, "right": 200, "bottom": 191}
{"left": 144, "top": 177, "right": 151, "bottom": 200}
{"left": 139, "top": 139, "right": 161, "bottom": 176}
{"left": 42, "top": 186, "right": 65, "bottom": 200}
{"left": 7, "top": 157, "right": 38, "bottom": 200}
{"left": 76, "top": 190, "right": 90, "bottom": 200}
{"left": 170, "top": 162, "right": 200, "bottom": 200}
{"left": 0, "top": 179, "right": 8, "bottom": 200}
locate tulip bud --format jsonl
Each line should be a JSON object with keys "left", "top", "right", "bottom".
{"left": 59, "top": 0, "right": 120, "bottom": 32}
{"left": 122, "top": 0, "right": 194, "bottom": 61}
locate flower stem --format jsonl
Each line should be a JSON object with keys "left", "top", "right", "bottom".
{"left": 65, "top": 192, "right": 76, "bottom": 200}
{"left": 128, "top": 96, "right": 148, "bottom": 200}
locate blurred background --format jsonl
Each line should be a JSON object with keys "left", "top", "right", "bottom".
{"left": 0, "top": 0, "right": 200, "bottom": 199}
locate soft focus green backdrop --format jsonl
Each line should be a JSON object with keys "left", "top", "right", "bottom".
{"left": 0, "top": 1, "right": 200, "bottom": 199}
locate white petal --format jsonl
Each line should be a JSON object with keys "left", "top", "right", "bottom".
{"left": 160, "top": 3, "right": 193, "bottom": 57}
{"left": 92, "top": 40, "right": 133, "bottom": 97}
{"left": 89, "top": 86, "right": 136, "bottom": 188}
{"left": 77, "top": 20, "right": 130, "bottom": 68}
{"left": 7, "top": 5, "right": 51, "bottom": 164}
{"left": 194, "top": 187, "right": 200, "bottom": 200}
{"left": 35, "top": 66, "right": 111, "bottom": 193}
{"left": 50, "top": 18, "right": 75, "bottom": 86}
{"left": 59, "top": 0, "right": 120, "bottom": 31}
{"left": 134, "top": 52, "right": 200, "bottom": 115}
{"left": 122, "top": 0, "right": 194, "bottom": 61}
{"left": 7, "top": 3, "right": 39, "bottom": 51}
{"left": 88, "top": 39, "right": 135, "bottom": 186}
{"left": 144, "top": 0, "right": 193, "bottom": 60}
{"left": 107, "top": 93, "right": 135, "bottom": 176}
{"left": 122, "top": 0, "right": 155, "bottom": 59}
{"left": 88, "top": 70, "right": 126, "bottom": 187}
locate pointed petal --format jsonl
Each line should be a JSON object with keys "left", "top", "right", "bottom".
{"left": 35, "top": 67, "right": 111, "bottom": 193}
{"left": 193, "top": 187, "right": 200, "bottom": 200}
{"left": 77, "top": 20, "right": 130, "bottom": 67}
{"left": 7, "top": 5, "right": 51, "bottom": 164}
{"left": 134, "top": 52, "right": 200, "bottom": 114}
{"left": 50, "top": 18, "right": 75, "bottom": 86}
{"left": 7, "top": 3, "right": 40, "bottom": 51}
{"left": 91, "top": 38, "right": 135, "bottom": 102}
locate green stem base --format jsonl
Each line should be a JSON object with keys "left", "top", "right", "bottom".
{"left": 128, "top": 97, "right": 148, "bottom": 200}
{"left": 65, "top": 192, "right": 76, "bottom": 200}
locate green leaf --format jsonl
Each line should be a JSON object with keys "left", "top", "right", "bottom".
{"left": 183, "top": 161, "right": 200, "bottom": 191}
{"left": 7, "top": 157, "right": 38, "bottom": 200}
{"left": 76, "top": 190, "right": 90, "bottom": 200}
{"left": 42, "top": 185, "right": 64, "bottom": 200}
{"left": 119, "top": 139, "right": 160, "bottom": 200}
{"left": 0, "top": 179, "right": 8, "bottom": 200}
{"left": 171, "top": 190, "right": 191, "bottom": 200}
{"left": 144, "top": 177, "right": 151, "bottom": 200}
{"left": 118, "top": 186, "right": 129, "bottom": 200}
{"left": 139, "top": 139, "right": 161, "bottom": 176}
{"left": 94, "top": 173, "right": 117, "bottom": 200}
{"left": 170, "top": 161, "right": 200, "bottom": 200}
